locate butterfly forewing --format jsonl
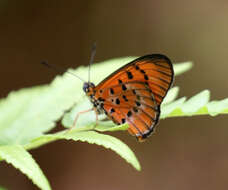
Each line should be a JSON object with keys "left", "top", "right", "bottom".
{"left": 93, "top": 54, "right": 174, "bottom": 141}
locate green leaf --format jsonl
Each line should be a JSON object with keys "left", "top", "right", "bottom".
{"left": 162, "top": 86, "right": 180, "bottom": 105}
{"left": 61, "top": 97, "right": 128, "bottom": 132}
{"left": 24, "top": 130, "right": 141, "bottom": 171}
{"left": 0, "top": 145, "right": 51, "bottom": 190}
{"left": 95, "top": 123, "right": 129, "bottom": 132}
{"left": 61, "top": 98, "right": 94, "bottom": 128}
{"left": 0, "top": 86, "right": 49, "bottom": 145}
{"left": 174, "top": 61, "right": 193, "bottom": 76}
{"left": 207, "top": 98, "right": 228, "bottom": 116}
{"left": 181, "top": 90, "right": 210, "bottom": 114}
{"left": 0, "top": 66, "right": 84, "bottom": 145}
{"left": 161, "top": 90, "right": 228, "bottom": 118}
{"left": 0, "top": 186, "right": 7, "bottom": 190}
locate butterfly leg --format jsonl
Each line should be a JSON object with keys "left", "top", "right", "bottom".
{"left": 68, "top": 108, "right": 94, "bottom": 131}
{"left": 91, "top": 111, "right": 99, "bottom": 129}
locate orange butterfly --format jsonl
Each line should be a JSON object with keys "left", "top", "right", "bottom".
{"left": 42, "top": 47, "right": 174, "bottom": 141}
{"left": 80, "top": 52, "right": 174, "bottom": 141}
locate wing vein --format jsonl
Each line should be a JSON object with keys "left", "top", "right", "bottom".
{"left": 117, "top": 107, "right": 143, "bottom": 136}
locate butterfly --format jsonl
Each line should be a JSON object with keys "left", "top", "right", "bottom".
{"left": 81, "top": 53, "right": 174, "bottom": 141}
{"left": 42, "top": 46, "right": 174, "bottom": 141}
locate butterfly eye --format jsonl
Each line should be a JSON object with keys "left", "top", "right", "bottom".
{"left": 83, "top": 82, "right": 89, "bottom": 92}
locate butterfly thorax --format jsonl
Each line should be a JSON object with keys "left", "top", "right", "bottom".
{"left": 83, "top": 82, "right": 104, "bottom": 114}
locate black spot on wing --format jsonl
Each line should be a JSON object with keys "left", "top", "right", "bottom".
{"left": 122, "top": 95, "right": 128, "bottom": 102}
{"left": 122, "top": 84, "right": 127, "bottom": 91}
{"left": 127, "top": 111, "right": 132, "bottom": 117}
{"left": 115, "top": 98, "right": 120, "bottom": 105}
{"left": 144, "top": 74, "right": 149, "bottom": 80}
{"left": 135, "top": 65, "right": 140, "bottom": 70}
{"left": 135, "top": 101, "right": 141, "bottom": 106}
{"left": 140, "top": 69, "right": 145, "bottom": 74}
{"left": 118, "top": 79, "right": 123, "bottom": 84}
{"left": 127, "top": 71, "right": 133, "bottom": 79}
{"left": 110, "top": 88, "right": 114, "bottom": 94}
{"left": 121, "top": 118, "right": 126, "bottom": 124}
{"left": 110, "top": 108, "right": 115, "bottom": 113}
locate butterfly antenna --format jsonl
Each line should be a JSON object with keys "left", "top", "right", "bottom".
{"left": 41, "top": 60, "right": 86, "bottom": 82}
{"left": 88, "top": 42, "right": 97, "bottom": 82}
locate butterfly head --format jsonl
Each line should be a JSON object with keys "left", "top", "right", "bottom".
{"left": 83, "top": 82, "right": 95, "bottom": 95}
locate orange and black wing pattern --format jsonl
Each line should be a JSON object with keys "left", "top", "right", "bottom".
{"left": 94, "top": 54, "right": 174, "bottom": 141}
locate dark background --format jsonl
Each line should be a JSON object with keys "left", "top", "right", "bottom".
{"left": 1, "top": 0, "right": 228, "bottom": 190}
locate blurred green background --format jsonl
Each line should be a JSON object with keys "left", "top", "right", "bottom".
{"left": 1, "top": 0, "right": 228, "bottom": 189}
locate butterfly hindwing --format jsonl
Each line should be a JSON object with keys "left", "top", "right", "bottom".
{"left": 97, "top": 82, "right": 160, "bottom": 140}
